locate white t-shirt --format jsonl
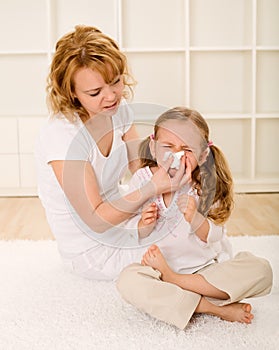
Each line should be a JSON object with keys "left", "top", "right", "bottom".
{"left": 35, "top": 101, "right": 146, "bottom": 279}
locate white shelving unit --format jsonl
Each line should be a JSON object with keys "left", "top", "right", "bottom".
{"left": 0, "top": 0, "right": 278, "bottom": 195}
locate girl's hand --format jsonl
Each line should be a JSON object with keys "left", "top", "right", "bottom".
{"left": 177, "top": 193, "right": 209, "bottom": 242}
{"left": 138, "top": 202, "right": 158, "bottom": 238}
{"left": 177, "top": 194, "right": 197, "bottom": 223}
{"left": 140, "top": 202, "right": 158, "bottom": 226}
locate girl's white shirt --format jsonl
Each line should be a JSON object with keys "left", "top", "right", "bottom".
{"left": 125, "top": 167, "right": 233, "bottom": 274}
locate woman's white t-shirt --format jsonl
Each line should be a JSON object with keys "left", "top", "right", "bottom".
{"left": 35, "top": 101, "right": 146, "bottom": 279}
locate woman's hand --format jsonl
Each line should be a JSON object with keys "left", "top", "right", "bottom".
{"left": 151, "top": 155, "right": 192, "bottom": 195}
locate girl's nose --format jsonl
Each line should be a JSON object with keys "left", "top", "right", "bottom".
{"left": 173, "top": 146, "right": 185, "bottom": 154}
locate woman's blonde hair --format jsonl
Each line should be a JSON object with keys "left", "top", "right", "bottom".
{"left": 47, "top": 25, "right": 135, "bottom": 122}
{"left": 139, "top": 107, "right": 234, "bottom": 224}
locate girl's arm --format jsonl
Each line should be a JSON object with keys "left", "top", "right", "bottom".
{"left": 50, "top": 155, "right": 188, "bottom": 233}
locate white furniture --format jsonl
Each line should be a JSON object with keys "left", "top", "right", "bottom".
{"left": 0, "top": 0, "right": 278, "bottom": 195}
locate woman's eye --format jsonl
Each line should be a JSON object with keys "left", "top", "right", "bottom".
{"left": 113, "top": 78, "right": 120, "bottom": 85}
{"left": 90, "top": 91, "right": 100, "bottom": 97}
{"left": 184, "top": 148, "right": 192, "bottom": 153}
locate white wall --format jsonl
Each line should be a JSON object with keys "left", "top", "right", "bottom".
{"left": 0, "top": 0, "right": 278, "bottom": 195}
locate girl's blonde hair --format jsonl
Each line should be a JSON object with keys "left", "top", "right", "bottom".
{"left": 47, "top": 25, "right": 135, "bottom": 122}
{"left": 139, "top": 107, "right": 234, "bottom": 224}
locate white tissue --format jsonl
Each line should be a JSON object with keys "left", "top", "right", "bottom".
{"left": 163, "top": 151, "right": 184, "bottom": 169}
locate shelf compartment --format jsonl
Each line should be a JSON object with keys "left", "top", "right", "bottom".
{"left": 206, "top": 118, "right": 252, "bottom": 179}
{"left": 256, "top": 51, "right": 279, "bottom": 113}
{"left": 255, "top": 118, "right": 279, "bottom": 178}
{"left": 0, "top": 0, "right": 48, "bottom": 52}
{"left": 122, "top": 0, "right": 185, "bottom": 49}
{"left": 189, "top": 0, "right": 252, "bottom": 47}
{"left": 190, "top": 51, "right": 252, "bottom": 113}
{"left": 52, "top": 0, "right": 117, "bottom": 48}
{"left": 126, "top": 52, "right": 185, "bottom": 107}
{"left": 257, "top": 0, "right": 279, "bottom": 46}
{"left": 0, "top": 55, "right": 48, "bottom": 115}
{"left": 0, "top": 155, "right": 20, "bottom": 188}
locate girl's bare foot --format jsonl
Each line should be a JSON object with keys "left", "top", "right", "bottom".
{"left": 141, "top": 245, "right": 173, "bottom": 280}
{"left": 196, "top": 297, "right": 254, "bottom": 324}
{"left": 220, "top": 302, "right": 254, "bottom": 324}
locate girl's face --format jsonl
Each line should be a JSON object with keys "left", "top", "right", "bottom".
{"left": 150, "top": 120, "right": 207, "bottom": 175}
{"left": 73, "top": 67, "right": 124, "bottom": 118}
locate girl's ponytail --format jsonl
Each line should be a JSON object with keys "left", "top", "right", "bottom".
{"left": 205, "top": 145, "right": 234, "bottom": 224}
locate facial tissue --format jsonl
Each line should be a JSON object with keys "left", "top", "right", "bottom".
{"left": 163, "top": 151, "right": 184, "bottom": 169}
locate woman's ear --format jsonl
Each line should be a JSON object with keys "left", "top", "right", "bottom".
{"left": 149, "top": 139, "right": 156, "bottom": 159}
{"left": 199, "top": 148, "right": 209, "bottom": 165}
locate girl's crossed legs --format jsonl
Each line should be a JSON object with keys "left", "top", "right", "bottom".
{"left": 117, "top": 245, "right": 272, "bottom": 329}
{"left": 142, "top": 245, "right": 253, "bottom": 324}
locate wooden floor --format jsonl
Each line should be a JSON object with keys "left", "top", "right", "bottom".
{"left": 0, "top": 193, "right": 279, "bottom": 240}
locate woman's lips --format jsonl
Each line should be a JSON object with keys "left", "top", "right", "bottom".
{"left": 104, "top": 101, "right": 118, "bottom": 110}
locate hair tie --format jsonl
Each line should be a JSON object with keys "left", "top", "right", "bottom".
{"left": 207, "top": 140, "right": 213, "bottom": 147}
{"left": 150, "top": 134, "right": 155, "bottom": 140}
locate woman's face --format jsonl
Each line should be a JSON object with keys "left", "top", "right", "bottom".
{"left": 73, "top": 67, "right": 124, "bottom": 118}
{"left": 150, "top": 120, "right": 207, "bottom": 176}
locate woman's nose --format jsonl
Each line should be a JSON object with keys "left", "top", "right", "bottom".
{"left": 103, "top": 85, "right": 116, "bottom": 101}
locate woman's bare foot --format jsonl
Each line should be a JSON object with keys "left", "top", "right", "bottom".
{"left": 141, "top": 245, "right": 173, "bottom": 280}
{"left": 196, "top": 297, "right": 254, "bottom": 324}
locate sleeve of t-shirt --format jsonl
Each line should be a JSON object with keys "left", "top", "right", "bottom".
{"left": 40, "top": 117, "right": 92, "bottom": 163}
{"left": 119, "top": 169, "right": 147, "bottom": 242}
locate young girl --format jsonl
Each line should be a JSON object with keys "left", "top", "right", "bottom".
{"left": 117, "top": 107, "right": 273, "bottom": 329}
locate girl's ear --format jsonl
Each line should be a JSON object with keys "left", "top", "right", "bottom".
{"left": 149, "top": 139, "right": 156, "bottom": 159}
{"left": 199, "top": 148, "right": 209, "bottom": 165}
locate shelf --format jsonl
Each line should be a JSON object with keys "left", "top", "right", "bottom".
{"left": 0, "top": 0, "right": 278, "bottom": 194}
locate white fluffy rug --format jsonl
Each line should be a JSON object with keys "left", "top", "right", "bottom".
{"left": 1, "top": 236, "right": 278, "bottom": 350}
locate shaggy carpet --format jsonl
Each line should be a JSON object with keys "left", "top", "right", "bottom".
{"left": 0, "top": 236, "right": 278, "bottom": 350}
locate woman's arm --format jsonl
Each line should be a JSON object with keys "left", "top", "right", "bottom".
{"left": 50, "top": 156, "right": 188, "bottom": 233}
{"left": 122, "top": 123, "right": 141, "bottom": 174}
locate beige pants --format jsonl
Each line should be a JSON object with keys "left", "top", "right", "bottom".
{"left": 116, "top": 251, "right": 273, "bottom": 329}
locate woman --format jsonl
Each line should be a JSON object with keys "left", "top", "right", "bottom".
{"left": 35, "top": 25, "right": 188, "bottom": 280}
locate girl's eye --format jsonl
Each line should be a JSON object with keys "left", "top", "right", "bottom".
{"left": 184, "top": 148, "right": 192, "bottom": 153}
